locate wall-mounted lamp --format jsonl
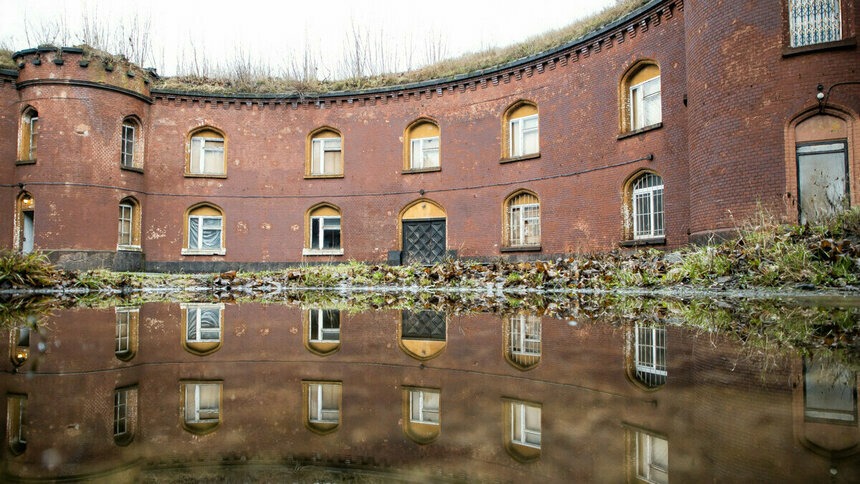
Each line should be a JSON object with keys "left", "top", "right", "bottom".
{"left": 818, "top": 81, "right": 860, "bottom": 113}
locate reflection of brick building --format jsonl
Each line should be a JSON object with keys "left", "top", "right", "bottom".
{"left": 1, "top": 303, "right": 858, "bottom": 481}
{"left": 2, "top": 0, "right": 858, "bottom": 271}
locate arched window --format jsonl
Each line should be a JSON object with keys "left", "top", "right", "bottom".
{"left": 404, "top": 118, "right": 440, "bottom": 171}
{"left": 304, "top": 308, "right": 341, "bottom": 356}
{"left": 186, "top": 127, "right": 226, "bottom": 176}
{"left": 402, "top": 387, "right": 441, "bottom": 444}
{"left": 118, "top": 197, "right": 141, "bottom": 249}
{"left": 180, "top": 381, "right": 222, "bottom": 435}
{"left": 115, "top": 307, "right": 139, "bottom": 361}
{"left": 181, "top": 303, "right": 224, "bottom": 356}
{"left": 503, "top": 399, "right": 541, "bottom": 462}
{"left": 504, "top": 314, "right": 541, "bottom": 371}
{"left": 303, "top": 381, "right": 342, "bottom": 435}
{"left": 626, "top": 322, "right": 667, "bottom": 390}
{"left": 304, "top": 203, "right": 343, "bottom": 256}
{"left": 306, "top": 127, "right": 343, "bottom": 177}
{"left": 18, "top": 107, "right": 38, "bottom": 162}
{"left": 620, "top": 61, "right": 661, "bottom": 133}
{"left": 9, "top": 326, "right": 30, "bottom": 367}
{"left": 6, "top": 394, "right": 27, "bottom": 456}
{"left": 182, "top": 204, "right": 225, "bottom": 255}
{"left": 121, "top": 117, "right": 142, "bottom": 169}
{"left": 113, "top": 386, "right": 138, "bottom": 446}
{"left": 626, "top": 172, "right": 664, "bottom": 241}
{"left": 502, "top": 101, "right": 539, "bottom": 160}
{"left": 504, "top": 191, "right": 541, "bottom": 248}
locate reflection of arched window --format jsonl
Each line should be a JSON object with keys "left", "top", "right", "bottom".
{"left": 118, "top": 197, "right": 141, "bottom": 249}
{"left": 181, "top": 303, "right": 224, "bottom": 356}
{"left": 6, "top": 394, "right": 27, "bottom": 456}
{"left": 620, "top": 61, "right": 661, "bottom": 133}
{"left": 113, "top": 386, "right": 138, "bottom": 446}
{"left": 115, "top": 307, "right": 139, "bottom": 361}
{"left": 399, "top": 310, "right": 447, "bottom": 361}
{"left": 503, "top": 399, "right": 541, "bottom": 462}
{"left": 121, "top": 117, "right": 143, "bottom": 169}
{"left": 624, "top": 172, "right": 664, "bottom": 241}
{"left": 303, "top": 309, "right": 341, "bottom": 356}
{"left": 402, "top": 387, "right": 440, "bottom": 444}
{"left": 504, "top": 314, "right": 541, "bottom": 371}
{"left": 181, "top": 381, "right": 222, "bottom": 435}
{"left": 626, "top": 323, "right": 667, "bottom": 390}
{"left": 186, "top": 127, "right": 226, "bottom": 176}
{"left": 304, "top": 203, "right": 343, "bottom": 256}
{"left": 18, "top": 107, "right": 38, "bottom": 162}
{"left": 182, "top": 203, "right": 225, "bottom": 255}
{"left": 503, "top": 190, "right": 541, "bottom": 248}
{"left": 306, "top": 127, "right": 343, "bottom": 177}
{"left": 404, "top": 118, "right": 440, "bottom": 171}
{"left": 9, "top": 326, "right": 30, "bottom": 367}
{"left": 625, "top": 425, "right": 668, "bottom": 484}
{"left": 303, "top": 381, "right": 341, "bottom": 435}
{"left": 502, "top": 100, "right": 539, "bottom": 160}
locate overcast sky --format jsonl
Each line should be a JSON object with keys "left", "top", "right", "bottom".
{"left": 0, "top": 0, "right": 618, "bottom": 78}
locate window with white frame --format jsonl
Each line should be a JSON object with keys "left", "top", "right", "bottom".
{"left": 409, "top": 389, "right": 440, "bottom": 425}
{"left": 118, "top": 203, "right": 134, "bottom": 247}
{"left": 185, "top": 383, "right": 220, "bottom": 424}
{"left": 311, "top": 136, "right": 342, "bottom": 176}
{"left": 121, "top": 121, "right": 136, "bottom": 167}
{"left": 187, "top": 214, "right": 223, "bottom": 251}
{"left": 20, "top": 108, "right": 38, "bottom": 161}
{"left": 308, "top": 383, "right": 340, "bottom": 424}
{"left": 410, "top": 136, "right": 440, "bottom": 169}
{"left": 509, "top": 114, "right": 539, "bottom": 158}
{"left": 630, "top": 76, "right": 661, "bottom": 130}
{"left": 508, "top": 314, "right": 541, "bottom": 368}
{"left": 310, "top": 215, "right": 341, "bottom": 250}
{"left": 189, "top": 135, "right": 225, "bottom": 175}
{"left": 635, "top": 431, "right": 669, "bottom": 484}
{"left": 634, "top": 323, "right": 667, "bottom": 388}
{"left": 186, "top": 305, "right": 221, "bottom": 343}
{"left": 309, "top": 309, "right": 340, "bottom": 343}
{"left": 115, "top": 308, "right": 137, "bottom": 356}
{"left": 114, "top": 389, "right": 129, "bottom": 437}
{"left": 511, "top": 401, "right": 541, "bottom": 448}
{"left": 507, "top": 192, "right": 541, "bottom": 247}
{"left": 632, "top": 173, "right": 664, "bottom": 240}
{"left": 789, "top": 0, "right": 842, "bottom": 47}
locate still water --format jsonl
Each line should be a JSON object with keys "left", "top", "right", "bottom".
{"left": 1, "top": 294, "right": 859, "bottom": 482}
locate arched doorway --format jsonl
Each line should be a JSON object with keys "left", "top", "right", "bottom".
{"left": 16, "top": 193, "right": 34, "bottom": 254}
{"left": 399, "top": 199, "right": 446, "bottom": 265}
{"left": 794, "top": 114, "right": 850, "bottom": 224}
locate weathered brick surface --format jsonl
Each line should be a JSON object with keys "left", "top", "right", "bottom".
{"left": 1, "top": 0, "right": 858, "bottom": 269}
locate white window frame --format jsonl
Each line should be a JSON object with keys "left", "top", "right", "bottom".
{"left": 185, "top": 305, "right": 222, "bottom": 343}
{"left": 509, "top": 315, "right": 541, "bottom": 357}
{"left": 115, "top": 307, "right": 137, "bottom": 356}
{"left": 185, "top": 383, "right": 220, "bottom": 424}
{"left": 311, "top": 216, "right": 341, "bottom": 249}
{"left": 189, "top": 136, "right": 225, "bottom": 175}
{"left": 183, "top": 214, "right": 225, "bottom": 255}
{"left": 308, "top": 383, "right": 340, "bottom": 424}
{"left": 410, "top": 136, "right": 440, "bottom": 169}
{"left": 308, "top": 309, "right": 340, "bottom": 343}
{"left": 789, "top": 0, "right": 842, "bottom": 48}
{"left": 511, "top": 402, "right": 541, "bottom": 449}
{"left": 632, "top": 175, "right": 664, "bottom": 240}
{"left": 509, "top": 114, "right": 539, "bottom": 158}
{"left": 114, "top": 389, "right": 129, "bottom": 437}
{"left": 409, "top": 389, "right": 440, "bottom": 425}
{"left": 629, "top": 76, "right": 661, "bottom": 131}
{"left": 634, "top": 323, "right": 667, "bottom": 385}
{"left": 508, "top": 201, "right": 541, "bottom": 247}
{"left": 311, "top": 137, "right": 342, "bottom": 176}
{"left": 118, "top": 203, "right": 137, "bottom": 249}
{"left": 28, "top": 116, "right": 38, "bottom": 160}
{"left": 635, "top": 431, "right": 669, "bottom": 484}
{"left": 121, "top": 123, "right": 136, "bottom": 167}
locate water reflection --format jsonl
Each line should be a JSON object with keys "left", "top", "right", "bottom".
{"left": 0, "top": 299, "right": 858, "bottom": 482}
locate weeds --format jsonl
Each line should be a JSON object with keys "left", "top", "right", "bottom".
{"left": 0, "top": 251, "right": 60, "bottom": 288}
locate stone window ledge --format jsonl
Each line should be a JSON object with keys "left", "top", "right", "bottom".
{"left": 303, "top": 248, "right": 344, "bottom": 256}
{"left": 782, "top": 38, "right": 856, "bottom": 58}
{"left": 181, "top": 248, "right": 226, "bottom": 256}
{"left": 15, "top": 159, "right": 36, "bottom": 166}
{"left": 185, "top": 173, "right": 227, "bottom": 179}
{"left": 121, "top": 165, "right": 144, "bottom": 174}
{"left": 619, "top": 237, "right": 666, "bottom": 248}
{"left": 403, "top": 167, "right": 441, "bottom": 174}
{"left": 117, "top": 245, "right": 142, "bottom": 252}
{"left": 304, "top": 174, "right": 344, "bottom": 179}
{"left": 500, "top": 152, "right": 541, "bottom": 164}
{"left": 500, "top": 245, "right": 542, "bottom": 253}
{"left": 617, "top": 123, "right": 663, "bottom": 140}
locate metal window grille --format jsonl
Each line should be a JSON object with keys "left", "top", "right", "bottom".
{"left": 790, "top": 0, "right": 842, "bottom": 47}
{"left": 310, "top": 216, "right": 341, "bottom": 249}
{"left": 409, "top": 390, "right": 440, "bottom": 425}
{"left": 630, "top": 76, "right": 661, "bottom": 130}
{"left": 188, "top": 215, "right": 222, "bottom": 250}
{"left": 508, "top": 315, "right": 541, "bottom": 367}
{"left": 121, "top": 123, "right": 135, "bottom": 167}
{"left": 309, "top": 309, "right": 340, "bottom": 342}
{"left": 118, "top": 203, "right": 133, "bottom": 246}
{"left": 509, "top": 114, "right": 539, "bottom": 157}
{"left": 511, "top": 402, "right": 541, "bottom": 448}
{"left": 635, "top": 431, "right": 669, "bottom": 484}
{"left": 410, "top": 136, "right": 440, "bottom": 169}
{"left": 187, "top": 306, "right": 221, "bottom": 343}
{"left": 114, "top": 390, "right": 128, "bottom": 436}
{"left": 115, "top": 309, "right": 133, "bottom": 354}
{"left": 311, "top": 137, "right": 342, "bottom": 175}
{"left": 634, "top": 323, "right": 667, "bottom": 388}
{"left": 507, "top": 193, "right": 541, "bottom": 246}
{"left": 189, "top": 137, "right": 224, "bottom": 174}
{"left": 632, "top": 173, "right": 664, "bottom": 239}
{"left": 309, "top": 383, "right": 340, "bottom": 423}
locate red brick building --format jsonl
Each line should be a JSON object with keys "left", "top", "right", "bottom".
{"left": 2, "top": 0, "right": 858, "bottom": 271}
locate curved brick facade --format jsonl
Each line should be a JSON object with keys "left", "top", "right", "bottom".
{"left": 1, "top": 0, "right": 858, "bottom": 271}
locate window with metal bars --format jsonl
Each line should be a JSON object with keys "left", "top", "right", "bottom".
{"left": 789, "top": 0, "right": 842, "bottom": 47}
{"left": 507, "top": 314, "right": 541, "bottom": 369}
{"left": 632, "top": 173, "right": 664, "bottom": 240}
{"left": 506, "top": 192, "right": 541, "bottom": 247}
{"left": 121, "top": 121, "right": 136, "bottom": 167}
{"left": 634, "top": 323, "right": 667, "bottom": 388}
{"left": 409, "top": 389, "right": 440, "bottom": 425}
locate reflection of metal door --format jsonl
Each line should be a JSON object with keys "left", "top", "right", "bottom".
{"left": 22, "top": 211, "right": 34, "bottom": 254}
{"left": 401, "top": 311, "right": 446, "bottom": 341}
{"left": 797, "top": 141, "right": 849, "bottom": 224}
{"left": 402, "top": 218, "right": 445, "bottom": 265}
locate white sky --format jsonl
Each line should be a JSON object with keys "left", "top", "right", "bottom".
{"left": 0, "top": 0, "right": 618, "bottom": 78}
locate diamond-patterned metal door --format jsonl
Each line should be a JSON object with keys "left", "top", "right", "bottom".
{"left": 402, "top": 311, "right": 446, "bottom": 341}
{"left": 402, "top": 219, "right": 446, "bottom": 265}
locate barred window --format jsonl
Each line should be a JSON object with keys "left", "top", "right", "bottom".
{"left": 789, "top": 0, "right": 842, "bottom": 47}
{"left": 634, "top": 323, "right": 667, "bottom": 388}
{"left": 505, "top": 192, "right": 541, "bottom": 247}
{"left": 506, "top": 314, "right": 541, "bottom": 370}
{"left": 7, "top": 394, "right": 27, "bottom": 456}
{"left": 632, "top": 173, "right": 664, "bottom": 240}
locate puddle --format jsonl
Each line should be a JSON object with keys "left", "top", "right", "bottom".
{"left": 1, "top": 291, "right": 859, "bottom": 482}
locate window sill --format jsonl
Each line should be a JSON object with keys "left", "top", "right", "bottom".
{"left": 617, "top": 123, "right": 662, "bottom": 140}
{"left": 15, "top": 159, "right": 36, "bottom": 166}
{"left": 302, "top": 248, "right": 345, "bottom": 256}
{"left": 500, "top": 245, "right": 542, "bottom": 253}
{"left": 121, "top": 165, "right": 144, "bottom": 174}
{"left": 403, "top": 167, "right": 441, "bottom": 174}
{"left": 500, "top": 152, "right": 541, "bottom": 164}
{"left": 783, "top": 38, "right": 856, "bottom": 58}
{"left": 185, "top": 173, "right": 227, "bottom": 179}
{"left": 117, "top": 245, "right": 142, "bottom": 252}
{"left": 619, "top": 237, "right": 666, "bottom": 248}
{"left": 181, "top": 248, "right": 227, "bottom": 256}
{"left": 304, "top": 174, "right": 344, "bottom": 179}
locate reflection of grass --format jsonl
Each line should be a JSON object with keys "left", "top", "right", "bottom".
{"left": 0, "top": 296, "right": 56, "bottom": 328}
